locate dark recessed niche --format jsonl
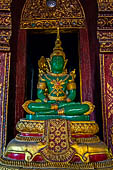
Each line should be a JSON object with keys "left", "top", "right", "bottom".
{"left": 26, "top": 31, "right": 80, "bottom": 102}
{"left": 46, "top": 0, "right": 56, "bottom": 7}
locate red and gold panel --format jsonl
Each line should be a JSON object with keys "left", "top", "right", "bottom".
{"left": 100, "top": 54, "right": 113, "bottom": 152}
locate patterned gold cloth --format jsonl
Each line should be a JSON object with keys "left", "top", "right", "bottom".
{"left": 40, "top": 119, "right": 75, "bottom": 162}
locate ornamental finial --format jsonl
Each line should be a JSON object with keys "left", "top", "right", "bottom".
{"left": 50, "top": 27, "right": 66, "bottom": 59}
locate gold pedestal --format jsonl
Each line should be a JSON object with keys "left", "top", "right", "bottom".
{"left": 0, "top": 120, "right": 112, "bottom": 170}
{"left": 0, "top": 157, "right": 112, "bottom": 170}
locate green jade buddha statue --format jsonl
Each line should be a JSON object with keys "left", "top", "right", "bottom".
{"left": 5, "top": 29, "right": 111, "bottom": 165}
{"left": 23, "top": 28, "right": 94, "bottom": 121}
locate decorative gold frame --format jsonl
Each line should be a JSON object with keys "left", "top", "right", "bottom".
{"left": 20, "top": 0, "right": 86, "bottom": 29}
{"left": 97, "top": 0, "right": 113, "bottom": 153}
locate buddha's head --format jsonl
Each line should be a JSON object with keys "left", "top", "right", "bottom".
{"left": 49, "top": 28, "right": 67, "bottom": 74}
{"left": 51, "top": 55, "right": 64, "bottom": 73}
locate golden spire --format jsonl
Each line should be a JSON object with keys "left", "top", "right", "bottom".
{"left": 50, "top": 27, "right": 65, "bottom": 59}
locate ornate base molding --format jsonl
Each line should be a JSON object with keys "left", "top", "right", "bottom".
{"left": 0, "top": 157, "right": 112, "bottom": 170}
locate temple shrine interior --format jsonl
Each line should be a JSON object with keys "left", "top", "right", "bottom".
{"left": 0, "top": 0, "right": 113, "bottom": 170}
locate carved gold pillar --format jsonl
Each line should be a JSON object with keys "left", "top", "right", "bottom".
{"left": 0, "top": 0, "right": 12, "bottom": 154}
{"left": 97, "top": 0, "right": 113, "bottom": 153}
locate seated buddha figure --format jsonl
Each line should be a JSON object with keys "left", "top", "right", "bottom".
{"left": 23, "top": 28, "right": 94, "bottom": 121}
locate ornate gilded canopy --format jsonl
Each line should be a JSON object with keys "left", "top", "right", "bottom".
{"left": 20, "top": 0, "right": 86, "bottom": 29}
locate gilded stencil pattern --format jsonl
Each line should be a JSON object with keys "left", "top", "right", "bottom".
{"left": 40, "top": 119, "right": 75, "bottom": 162}
{"left": 48, "top": 119, "right": 68, "bottom": 153}
{"left": 107, "top": 83, "right": 113, "bottom": 119}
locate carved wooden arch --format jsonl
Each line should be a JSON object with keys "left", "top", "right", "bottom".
{"left": 20, "top": 0, "right": 86, "bottom": 29}
{"left": 18, "top": 0, "right": 95, "bottom": 120}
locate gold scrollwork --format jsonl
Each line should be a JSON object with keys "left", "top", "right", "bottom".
{"left": 0, "top": 13, "right": 11, "bottom": 29}
{"left": 97, "top": 16, "right": 113, "bottom": 30}
{"left": 0, "top": 0, "right": 11, "bottom": 11}
{"left": 0, "top": 30, "right": 11, "bottom": 51}
{"left": 20, "top": 0, "right": 86, "bottom": 29}
{"left": 97, "top": 31, "right": 113, "bottom": 41}
{"left": 0, "top": 30, "right": 11, "bottom": 43}
{"left": 98, "top": 2, "right": 113, "bottom": 11}
{"left": 100, "top": 42, "right": 113, "bottom": 52}
{"left": 20, "top": 19, "right": 85, "bottom": 29}
{"left": 21, "top": 0, "right": 85, "bottom": 21}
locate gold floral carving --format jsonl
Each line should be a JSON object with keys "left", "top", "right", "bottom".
{"left": 0, "top": 13, "right": 11, "bottom": 29}
{"left": 0, "top": 30, "right": 11, "bottom": 51}
{"left": 70, "top": 121, "right": 99, "bottom": 135}
{"left": 98, "top": 1, "right": 113, "bottom": 11}
{"left": 98, "top": 16, "right": 113, "bottom": 30}
{"left": 16, "top": 119, "right": 45, "bottom": 133}
{"left": 20, "top": 0, "right": 86, "bottom": 29}
{"left": 0, "top": 30, "right": 11, "bottom": 44}
{"left": 107, "top": 83, "right": 113, "bottom": 118}
{"left": 16, "top": 120, "right": 100, "bottom": 136}
{"left": 0, "top": 0, "right": 11, "bottom": 11}
{"left": 100, "top": 42, "right": 113, "bottom": 52}
{"left": 97, "top": 31, "right": 113, "bottom": 41}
